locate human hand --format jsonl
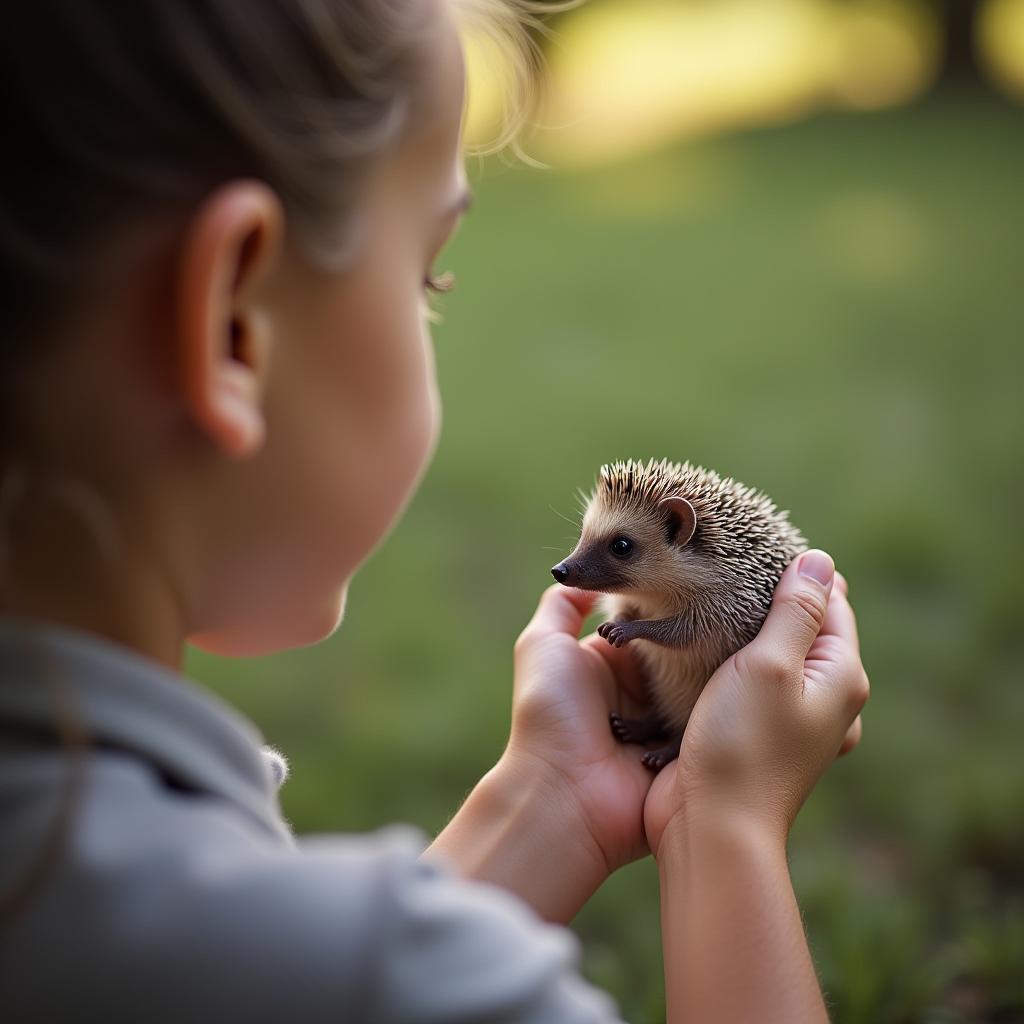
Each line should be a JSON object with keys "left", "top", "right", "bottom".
{"left": 644, "top": 552, "right": 869, "bottom": 857}
{"left": 499, "top": 584, "right": 658, "bottom": 875}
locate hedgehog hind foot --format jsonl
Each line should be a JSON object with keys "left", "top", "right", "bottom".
{"left": 609, "top": 710, "right": 670, "bottom": 745}
{"left": 640, "top": 734, "right": 683, "bottom": 772}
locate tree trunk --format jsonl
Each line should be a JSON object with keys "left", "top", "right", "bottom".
{"left": 933, "top": 0, "right": 985, "bottom": 90}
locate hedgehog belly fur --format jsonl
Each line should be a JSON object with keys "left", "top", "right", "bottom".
{"left": 600, "top": 593, "right": 722, "bottom": 733}
{"left": 633, "top": 641, "right": 722, "bottom": 732}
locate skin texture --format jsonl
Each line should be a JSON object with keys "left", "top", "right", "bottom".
{"left": 1, "top": 1, "right": 870, "bottom": 1018}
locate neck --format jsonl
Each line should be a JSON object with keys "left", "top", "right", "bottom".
{"left": 0, "top": 460, "right": 187, "bottom": 671}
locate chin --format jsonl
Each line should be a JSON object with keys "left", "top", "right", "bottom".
{"left": 188, "top": 584, "right": 350, "bottom": 657}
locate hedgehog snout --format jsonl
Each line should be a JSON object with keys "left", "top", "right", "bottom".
{"left": 551, "top": 554, "right": 625, "bottom": 592}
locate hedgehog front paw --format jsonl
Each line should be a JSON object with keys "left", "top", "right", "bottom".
{"left": 597, "top": 620, "right": 633, "bottom": 647}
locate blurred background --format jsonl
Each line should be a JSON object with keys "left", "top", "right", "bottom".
{"left": 188, "top": 1, "right": 1024, "bottom": 1021}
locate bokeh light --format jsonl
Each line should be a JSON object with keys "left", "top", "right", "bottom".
{"left": 979, "top": 0, "right": 1024, "bottom": 99}
{"left": 463, "top": 0, "right": 950, "bottom": 167}
{"left": 826, "top": 0, "right": 940, "bottom": 109}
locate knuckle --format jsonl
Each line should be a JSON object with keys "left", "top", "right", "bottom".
{"left": 764, "top": 656, "right": 793, "bottom": 686}
{"left": 513, "top": 682, "right": 547, "bottom": 723}
{"left": 789, "top": 590, "right": 827, "bottom": 633}
{"left": 838, "top": 722, "right": 862, "bottom": 757}
{"left": 852, "top": 669, "right": 871, "bottom": 709}
{"left": 513, "top": 628, "right": 535, "bottom": 658}
{"left": 741, "top": 646, "right": 792, "bottom": 686}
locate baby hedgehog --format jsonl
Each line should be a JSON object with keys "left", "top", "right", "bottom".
{"left": 551, "top": 458, "right": 807, "bottom": 770}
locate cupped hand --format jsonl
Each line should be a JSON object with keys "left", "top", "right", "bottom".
{"left": 644, "top": 554, "right": 869, "bottom": 857}
{"left": 501, "top": 584, "right": 658, "bottom": 873}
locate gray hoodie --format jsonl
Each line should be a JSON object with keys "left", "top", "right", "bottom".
{"left": 0, "top": 618, "right": 624, "bottom": 1023}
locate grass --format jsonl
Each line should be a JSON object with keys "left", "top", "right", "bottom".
{"left": 187, "top": 91, "right": 1024, "bottom": 1023}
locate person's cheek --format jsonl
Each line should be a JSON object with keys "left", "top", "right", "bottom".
{"left": 421, "top": 322, "right": 442, "bottom": 454}
{"left": 396, "top": 317, "right": 441, "bottom": 491}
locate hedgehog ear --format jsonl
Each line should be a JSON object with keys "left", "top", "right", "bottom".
{"left": 658, "top": 496, "right": 697, "bottom": 547}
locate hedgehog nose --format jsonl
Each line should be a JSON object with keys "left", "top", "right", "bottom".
{"left": 551, "top": 562, "right": 570, "bottom": 584}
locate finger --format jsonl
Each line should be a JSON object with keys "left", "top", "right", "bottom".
{"left": 815, "top": 582, "right": 860, "bottom": 650}
{"left": 523, "top": 583, "right": 599, "bottom": 639}
{"left": 837, "top": 715, "right": 862, "bottom": 757}
{"left": 753, "top": 550, "right": 835, "bottom": 664}
{"left": 834, "top": 571, "right": 849, "bottom": 597}
{"left": 580, "top": 633, "right": 651, "bottom": 707}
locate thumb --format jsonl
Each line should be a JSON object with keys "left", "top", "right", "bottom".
{"left": 753, "top": 549, "right": 835, "bottom": 664}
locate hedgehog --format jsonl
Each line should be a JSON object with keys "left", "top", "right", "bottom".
{"left": 551, "top": 458, "right": 807, "bottom": 770}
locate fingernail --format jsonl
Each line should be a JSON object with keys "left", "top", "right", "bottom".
{"left": 798, "top": 550, "right": 834, "bottom": 587}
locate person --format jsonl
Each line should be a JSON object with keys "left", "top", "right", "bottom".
{"left": 0, "top": 0, "right": 869, "bottom": 1021}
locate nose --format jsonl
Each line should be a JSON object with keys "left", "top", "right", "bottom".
{"left": 551, "top": 562, "right": 570, "bottom": 584}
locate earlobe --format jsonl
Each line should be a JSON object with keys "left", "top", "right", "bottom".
{"left": 658, "top": 496, "right": 697, "bottom": 546}
{"left": 175, "top": 179, "right": 284, "bottom": 459}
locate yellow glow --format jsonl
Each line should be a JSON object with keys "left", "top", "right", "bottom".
{"left": 536, "top": 0, "right": 832, "bottom": 166}
{"left": 464, "top": 0, "right": 944, "bottom": 170}
{"left": 979, "top": 0, "right": 1024, "bottom": 99}
{"left": 826, "top": 1, "right": 940, "bottom": 109}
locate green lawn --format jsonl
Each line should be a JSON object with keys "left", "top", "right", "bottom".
{"left": 188, "top": 92, "right": 1024, "bottom": 1023}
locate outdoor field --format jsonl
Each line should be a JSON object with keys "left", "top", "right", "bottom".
{"left": 188, "top": 91, "right": 1024, "bottom": 1023}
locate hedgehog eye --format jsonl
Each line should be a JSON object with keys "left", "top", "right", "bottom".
{"left": 609, "top": 537, "right": 634, "bottom": 559}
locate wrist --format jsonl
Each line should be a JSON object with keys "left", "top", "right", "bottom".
{"left": 492, "top": 746, "right": 615, "bottom": 886}
{"left": 656, "top": 800, "right": 788, "bottom": 872}
{"left": 656, "top": 803, "right": 827, "bottom": 1024}
{"left": 426, "top": 750, "right": 609, "bottom": 924}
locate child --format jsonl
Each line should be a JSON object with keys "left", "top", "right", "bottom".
{"left": 0, "top": 0, "right": 868, "bottom": 1020}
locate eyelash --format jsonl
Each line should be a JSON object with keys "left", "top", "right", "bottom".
{"left": 422, "top": 271, "right": 455, "bottom": 325}
{"left": 424, "top": 270, "right": 455, "bottom": 294}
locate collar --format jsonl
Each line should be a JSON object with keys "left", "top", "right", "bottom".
{"left": 0, "top": 616, "right": 293, "bottom": 845}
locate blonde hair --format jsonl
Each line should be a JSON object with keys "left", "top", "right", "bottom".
{"left": 455, "top": 0, "right": 581, "bottom": 159}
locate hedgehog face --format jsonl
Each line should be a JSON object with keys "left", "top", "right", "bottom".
{"left": 551, "top": 491, "right": 699, "bottom": 596}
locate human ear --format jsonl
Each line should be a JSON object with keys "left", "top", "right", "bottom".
{"left": 658, "top": 495, "right": 697, "bottom": 546}
{"left": 175, "top": 179, "right": 284, "bottom": 459}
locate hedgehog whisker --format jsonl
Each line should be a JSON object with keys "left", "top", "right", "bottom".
{"left": 548, "top": 504, "right": 580, "bottom": 528}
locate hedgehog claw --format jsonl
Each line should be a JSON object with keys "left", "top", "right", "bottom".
{"left": 641, "top": 750, "right": 670, "bottom": 771}
{"left": 610, "top": 711, "right": 673, "bottom": 746}
{"left": 598, "top": 621, "right": 632, "bottom": 647}
{"left": 609, "top": 712, "right": 631, "bottom": 743}
{"left": 640, "top": 738, "right": 683, "bottom": 772}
